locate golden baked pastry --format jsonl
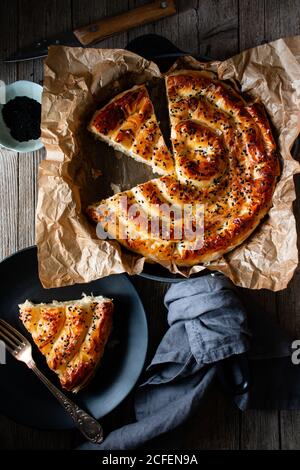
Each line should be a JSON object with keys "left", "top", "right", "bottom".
{"left": 89, "top": 84, "right": 174, "bottom": 175}
{"left": 19, "top": 295, "right": 113, "bottom": 393}
{"left": 87, "top": 70, "right": 280, "bottom": 266}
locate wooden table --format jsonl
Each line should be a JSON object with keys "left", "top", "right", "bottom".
{"left": 0, "top": 0, "right": 299, "bottom": 450}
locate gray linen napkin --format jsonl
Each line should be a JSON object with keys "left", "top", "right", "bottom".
{"left": 78, "top": 273, "right": 295, "bottom": 450}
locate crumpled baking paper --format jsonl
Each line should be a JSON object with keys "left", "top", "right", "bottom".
{"left": 36, "top": 38, "right": 300, "bottom": 290}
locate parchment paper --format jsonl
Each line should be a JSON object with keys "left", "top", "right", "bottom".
{"left": 37, "top": 38, "right": 300, "bottom": 290}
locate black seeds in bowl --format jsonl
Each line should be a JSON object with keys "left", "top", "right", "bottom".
{"left": 2, "top": 96, "right": 41, "bottom": 142}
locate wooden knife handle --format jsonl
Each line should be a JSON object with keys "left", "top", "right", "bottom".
{"left": 73, "top": 1, "right": 176, "bottom": 46}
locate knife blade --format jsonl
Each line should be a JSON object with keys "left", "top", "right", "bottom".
{"left": 3, "top": 0, "right": 176, "bottom": 63}
{"left": 4, "top": 31, "right": 82, "bottom": 63}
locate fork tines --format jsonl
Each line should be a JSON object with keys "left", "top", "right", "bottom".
{"left": 0, "top": 319, "right": 27, "bottom": 354}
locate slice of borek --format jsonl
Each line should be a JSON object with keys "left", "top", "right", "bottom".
{"left": 19, "top": 295, "right": 114, "bottom": 393}
{"left": 88, "top": 84, "right": 174, "bottom": 175}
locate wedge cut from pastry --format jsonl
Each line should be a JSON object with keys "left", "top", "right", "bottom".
{"left": 88, "top": 84, "right": 174, "bottom": 175}
{"left": 19, "top": 295, "right": 113, "bottom": 393}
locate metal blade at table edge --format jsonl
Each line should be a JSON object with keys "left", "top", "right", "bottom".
{"left": 2, "top": 30, "right": 83, "bottom": 63}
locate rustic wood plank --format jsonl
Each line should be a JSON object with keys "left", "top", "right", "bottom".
{"left": 197, "top": 0, "right": 239, "bottom": 59}
{"left": 280, "top": 410, "right": 300, "bottom": 450}
{"left": 276, "top": 192, "right": 300, "bottom": 340}
{"left": 238, "top": 0, "right": 265, "bottom": 51}
{"left": 279, "top": 177, "right": 300, "bottom": 450}
{"left": 0, "top": 413, "right": 73, "bottom": 450}
{"left": 0, "top": 150, "right": 19, "bottom": 259}
{"left": 264, "top": 1, "right": 300, "bottom": 331}
{"left": 264, "top": 0, "right": 300, "bottom": 451}
{"left": 0, "top": 0, "right": 18, "bottom": 84}
{"left": 182, "top": 385, "right": 240, "bottom": 450}
{"left": 17, "top": 152, "right": 43, "bottom": 250}
{"left": 151, "top": 0, "right": 198, "bottom": 55}
{"left": 238, "top": 0, "right": 281, "bottom": 450}
{"left": 265, "top": 0, "right": 300, "bottom": 42}
{"left": 240, "top": 410, "right": 280, "bottom": 450}
{"left": 231, "top": 290, "right": 281, "bottom": 450}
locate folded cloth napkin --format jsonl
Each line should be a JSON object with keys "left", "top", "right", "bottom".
{"left": 78, "top": 273, "right": 296, "bottom": 451}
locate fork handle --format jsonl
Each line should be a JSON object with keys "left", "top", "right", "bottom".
{"left": 29, "top": 362, "right": 103, "bottom": 444}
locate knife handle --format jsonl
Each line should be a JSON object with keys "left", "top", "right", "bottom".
{"left": 73, "top": 1, "right": 176, "bottom": 46}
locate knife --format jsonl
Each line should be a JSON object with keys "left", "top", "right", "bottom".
{"left": 4, "top": 1, "right": 176, "bottom": 63}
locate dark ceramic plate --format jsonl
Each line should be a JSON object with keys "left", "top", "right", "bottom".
{"left": 0, "top": 246, "right": 148, "bottom": 430}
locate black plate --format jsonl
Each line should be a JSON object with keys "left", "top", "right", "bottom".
{"left": 0, "top": 246, "right": 148, "bottom": 430}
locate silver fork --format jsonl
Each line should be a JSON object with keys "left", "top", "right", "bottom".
{"left": 0, "top": 318, "right": 103, "bottom": 444}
